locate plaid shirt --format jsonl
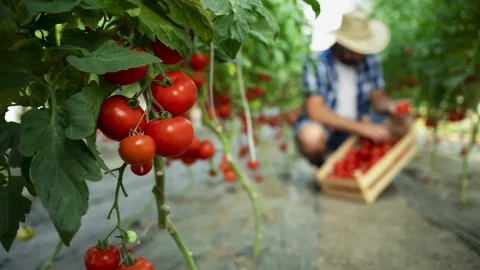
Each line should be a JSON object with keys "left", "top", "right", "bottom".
{"left": 301, "top": 46, "right": 385, "bottom": 120}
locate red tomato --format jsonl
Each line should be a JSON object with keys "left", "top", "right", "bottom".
{"left": 181, "top": 156, "right": 196, "bottom": 165}
{"left": 182, "top": 137, "right": 201, "bottom": 157}
{"left": 257, "top": 73, "right": 271, "bottom": 82}
{"left": 218, "top": 95, "right": 231, "bottom": 105}
{"left": 371, "top": 146, "right": 384, "bottom": 160}
{"left": 188, "top": 70, "right": 205, "bottom": 88}
{"left": 117, "top": 257, "right": 154, "bottom": 270}
{"left": 151, "top": 71, "right": 197, "bottom": 116}
{"left": 102, "top": 46, "right": 148, "bottom": 86}
{"left": 144, "top": 117, "right": 194, "bottom": 157}
{"left": 425, "top": 118, "right": 437, "bottom": 128}
{"left": 209, "top": 169, "right": 217, "bottom": 177}
{"left": 460, "top": 147, "right": 467, "bottom": 158}
{"left": 217, "top": 104, "right": 231, "bottom": 119}
{"left": 254, "top": 173, "right": 264, "bottom": 183}
{"left": 279, "top": 142, "right": 287, "bottom": 152}
{"left": 219, "top": 162, "right": 230, "bottom": 172}
{"left": 246, "top": 89, "right": 256, "bottom": 101}
{"left": 197, "top": 140, "right": 215, "bottom": 159}
{"left": 238, "top": 145, "right": 249, "bottom": 158}
{"left": 395, "top": 101, "right": 411, "bottom": 114}
{"left": 267, "top": 116, "right": 280, "bottom": 127}
{"left": 118, "top": 135, "right": 156, "bottom": 165}
{"left": 84, "top": 245, "right": 120, "bottom": 270}
{"left": 253, "top": 86, "right": 265, "bottom": 97}
{"left": 98, "top": 96, "right": 147, "bottom": 141}
{"left": 224, "top": 170, "right": 236, "bottom": 182}
{"left": 153, "top": 38, "right": 183, "bottom": 65}
{"left": 189, "top": 53, "right": 209, "bottom": 70}
{"left": 406, "top": 77, "right": 415, "bottom": 87}
{"left": 131, "top": 161, "right": 153, "bottom": 176}
{"left": 334, "top": 160, "right": 345, "bottom": 173}
{"left": 247, "top": 159, "right": 260, "bottom": 170}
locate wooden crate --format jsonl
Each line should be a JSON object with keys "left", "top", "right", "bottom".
{"left": 315, "top": 129, "right": 417, "bottom": 204}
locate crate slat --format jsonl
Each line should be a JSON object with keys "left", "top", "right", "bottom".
{"left": 358, "top": 129, "right": 415, "bottom": 188}
{"left": 364, "top": 143, "right": 418, "bottom": 204}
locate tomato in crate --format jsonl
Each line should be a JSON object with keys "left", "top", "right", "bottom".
{"left": 315, "top": 129, "right": 418, "bottom": 204}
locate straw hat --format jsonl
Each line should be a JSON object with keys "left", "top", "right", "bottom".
{"left": 334, "top": 11, "right": 390, "bottom": 54}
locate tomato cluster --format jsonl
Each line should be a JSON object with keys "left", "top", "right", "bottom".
{"left": 85, "top": 244, "right": 154, "bottom": 270}
{"left": 186, "top": 53, "right": 209, "bottom": 88}
{"left": 97, "top": 36, "right": 206, "bottom": 176}
{"left": 218, "top": 154, "right": 236, "bottom": 182}
{"left": 246, "top": 86, "right": 266, "bottom": 101}
{"left": 171, "top": 137, "right": 215, "bottom": 165}
{"left": 328, "top": 138, "right": 400, "bottom": 180}
{"left": 205, "top": 89, "right": 232, "bottom": 119}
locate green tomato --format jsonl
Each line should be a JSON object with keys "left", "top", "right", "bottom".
{"left": 17, "top": 226, "right": 35, "bottom": 241}
{"left": 127, "top": 231, "right": 138, "bottom": 244}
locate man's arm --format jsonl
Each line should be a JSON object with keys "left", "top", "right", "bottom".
{"left": 370, "top": 89, "right": 395, "bottom": 113}
{"left": 306, "top": 95, "right": 362, "bottom": 133}
{"left": 306, "top": 95, "right": 391, "bottom": 141}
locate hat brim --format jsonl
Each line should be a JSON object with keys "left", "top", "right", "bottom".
{"left": 333, "top": 20, "right": 390, "bottom": 54}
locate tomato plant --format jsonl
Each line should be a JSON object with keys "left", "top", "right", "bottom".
{"left": 117, "top": 257, "right": 155, "bottom": 270}
{"left": 0, "top": 0, "right": 321, "bottom": 269}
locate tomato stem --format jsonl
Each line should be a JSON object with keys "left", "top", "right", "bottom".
{"left": 208, "top": 42, "right": 221, "bottom": 127}
{"left": 198, "top": 88, "right": 263, "bottom": 257}
{"left": 236, "top": 61, "right": 257, "bottom": 161}
{"left": 39, "top": 238, "right": 63, "bottom": 270}
{"left": 460, "top": 115, "right": 480, "bottom": 203}
{"left": 152, "top": 156, "right": 168, "bottom": 228}
{"left": 107, "top": 163, "right": 127, "bottom": 227}
{"left": 166, "top": 219, "right": 198, "bottom": 270}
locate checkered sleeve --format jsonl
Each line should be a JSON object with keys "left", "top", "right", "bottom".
{"left": 302, "top": 55, "right": 328, "bottom": 98}
{"left": 370, "top": 54, "right": 386, "bottom": 90}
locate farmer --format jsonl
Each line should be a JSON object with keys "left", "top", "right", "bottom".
{"left": 295, "top": 11, "right": 412, "bottom": 167}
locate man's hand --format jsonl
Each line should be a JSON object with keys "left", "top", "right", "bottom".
{"left": 355, "top": 123, "right": 391, "bottom": 142}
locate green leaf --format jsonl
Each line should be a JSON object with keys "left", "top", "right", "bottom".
{"left": 61, "top": 29, "right": 113, "bottom": 53}
{"left": 201, "top": 0, "right": 230, "bottom": 14}
{"left": 60, "top": 92, "right": 96, "bottom": 139}
{"left": 24, "top": 0, "right": 82, "bottom": 14}
{"left": 249, "top": 30, "right": 269, "bottom": 47}
{"left": 0, "top": 52, "right": 31, "bottom": 89}
{"left": 35, "top": 12, "right": 75, "bottom": 30}
{"left": 160, "top": 0, "right": 214, "bottom": 42}
{"left": 28, "top": 81, "right": 49, "bottom": 107}
{"left": 81, "top": 81, "right": 116, "bottom": 121}
{"left": 52, "top": 45, "right": 91, "bottom": 57}
{"left": 0, "top": 179, "right": 32, "bottom": 252}
{"left": 252, "top": 5, "right": 279, "bottom": 40}
{"left": 20, "top": 157, "right": 37, "bottom": 196}
{"left": 19, "top": 94, "right": 102, "bottom": 245}
{"left": 217, "top": 39, "right": 243, "bottom": 59}
{"left": 73, "top": 7, "right": 103, "bottom": 31}
{"left": 303, "top": 0, "right": 321, "bottom": 19}
{"left": 0, "top": 174, "right": 6, "bottom": 186}
{"left": 0, "top": 122, "right": 23, "bottom": 168}
{"left": 79, "top": 0, "right": 107, "bottom": 9}
{"left": 67, "top": 40, "right": 160, "bottom": 74}
{"left": 127, "top": 0, "right": 193, "bottom": 59}
{"left": 86, "top": 132, "right": 115, "bottom": 176}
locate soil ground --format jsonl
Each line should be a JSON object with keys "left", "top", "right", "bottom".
{"left": 1, "top": 128, "right": 479, "bottom": 270}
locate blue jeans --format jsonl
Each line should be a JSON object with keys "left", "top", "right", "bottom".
{"left": 294, "top": 112, "right": 387, "bottom": 151}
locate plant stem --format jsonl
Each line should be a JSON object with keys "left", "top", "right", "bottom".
{"left": 107, "top": 163, "right": 128, "bottom": 226}
{"left": 152, "top": 156, "right": 168, "bottom": 229}
{"left": 208, "top": 42, "right": 220, "bottom": 126}
{"left": 198, "top": 89, "right": 262, "bottom": 257}
{"left": 39, "top": 239, "right": 63, "bottom": 270}
{"left": 166, "top": 219, "right": 197, "bottom": 270}
{"left": 236, "top": 61, "right": 257, "bottom": 161}
{"left": 460, "top": 115, "right": 480, "bottom": 203}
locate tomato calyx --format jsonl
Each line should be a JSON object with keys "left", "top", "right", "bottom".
{"left": 153, "top": 73, "right": 173, "bottom": 87}
{"left": 126, "top": 97, "right": 140, "bottom": 109}
{"left": 96, "top": 238, "right": 110, "bottom": 250}
{"left": 160, "top": 111, "right": 173, "bottom": 120}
